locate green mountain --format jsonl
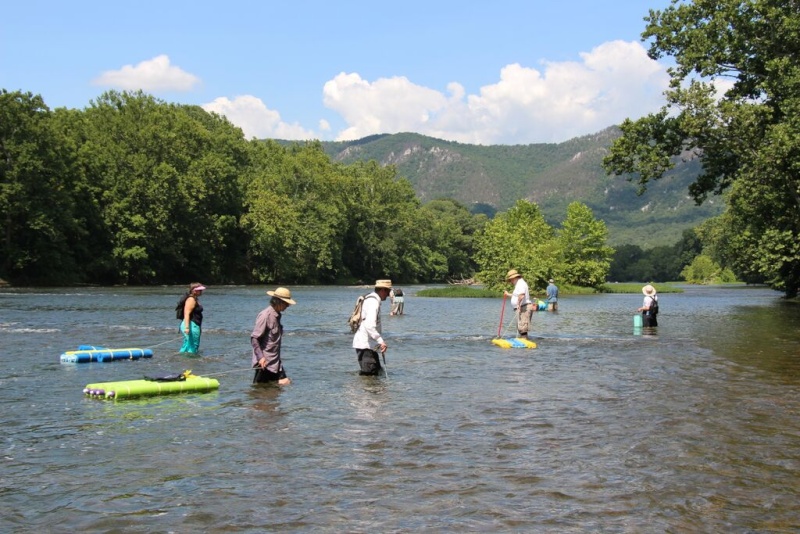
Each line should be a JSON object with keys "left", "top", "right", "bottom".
{"left": 318, "top": 128, "right": 724, "bottom": 247}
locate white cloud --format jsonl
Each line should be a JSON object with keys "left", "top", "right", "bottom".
{"left": 92, "top": 55, "right": 200, "bottom": 92}
{"left": 202, "top": 40, "right": 670, "bottom": 145}
{"left": 320, "top": 40, "right": 670, "bottom": 144}
{"left": 202, "top": 95, "right": 316, "bottom": 140}
{"left": 322, "top": 72, "right": 450, "bottom": 141}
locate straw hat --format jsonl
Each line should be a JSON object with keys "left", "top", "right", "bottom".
{"left": 642, "top": 284, "right": 656, "bottom": 296}
{"left": 548, "top": 278, "right": 554, "bottom": 283}
{"left": 267, "top": 287, "right": 296, "bottom": 305}
{"left": 505, "top": 269, "right": 521, "bottom": 280}
{"left": 375, "top": 279, "right": 393, "bottom": 289}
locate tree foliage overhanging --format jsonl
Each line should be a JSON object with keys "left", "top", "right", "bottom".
{"left": 0, "top": 89, "right": 618, "bottom": 287}
{"left": 602, "top": 0, "right": 800, "bottom": 298}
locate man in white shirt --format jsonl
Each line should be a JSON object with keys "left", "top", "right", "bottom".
{"left": 503, "top": 269, "right": 532, "bottom": 338}
{"left": 352, "top": 279, "right": 392, "bottom": 375}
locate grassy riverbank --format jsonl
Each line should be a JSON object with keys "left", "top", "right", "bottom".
{"left": 417, "top": 283, "right": 685, "bottom": 298}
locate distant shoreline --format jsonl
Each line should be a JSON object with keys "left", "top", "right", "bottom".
{"left": 416, "top": 283, "right": 691, "bottom": 298}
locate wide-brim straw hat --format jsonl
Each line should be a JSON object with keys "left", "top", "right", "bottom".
{"left": 267, "top": 287, "right": 296, "bottom": 305}
{"left": 642, "top": 284, "right": 656, "bottom": 296}
{"left": 375, "top": 279, "right": 393, "bottom": 289}
{"left": 506, "top": 269, "right": 521, "bottom": 280}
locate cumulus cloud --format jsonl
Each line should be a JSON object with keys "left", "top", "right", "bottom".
{"left": 322, "top": 73, "right": 451, "bottom": 141}
{"left": 202, "top": 95, "right": 316, "bottom": 140}
{"left": 203, "top": 40, "right": 670, "bottom": 144}
{"left": 322, "top": 40, "right": 669, "bottom": 144}
{"left": 92, "top": 54, "right": 200, "bottom": 92}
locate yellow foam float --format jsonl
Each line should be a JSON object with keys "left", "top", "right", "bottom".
{"left": 492, "top": 338, "right": 537, "bottom": 349}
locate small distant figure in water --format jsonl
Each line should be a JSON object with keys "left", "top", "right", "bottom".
{"left": 638, "top": 284, "right": 659, "bottom": 327}
{"left": 251, "top": 287, "right": 296, "bottom": 386}
{"left": 390, "top": 287, "right": 405, "bottom": 315}
{"left": 177, "top": 283, "right": 206, "bottom": 353}
{"left": 546, "top": 278, "right": 559, "bottom": 311}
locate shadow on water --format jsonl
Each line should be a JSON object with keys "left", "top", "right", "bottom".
{"left": 698, "top": 300, "right": 800, "bottom": 382}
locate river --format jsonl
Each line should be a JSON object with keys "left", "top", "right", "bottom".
{"left": 1, "top": 284, "right": 798, "bottom": 532}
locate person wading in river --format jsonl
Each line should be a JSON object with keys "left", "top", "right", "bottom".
{"left": 503, "top": 269, "right": 532, "bottom": 338}
{"left": 177, "top": 282, "right": 206, "bottom": 354}
{"left": 638, "top": 284, "right": 659, "bottom": 328}
{"left": 352, "top": 279, "right": 392, "bottom": 376}
{"left": 251, "top": 287, "right": 296, "bottom": 385}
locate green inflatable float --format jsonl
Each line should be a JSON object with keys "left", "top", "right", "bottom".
{"left": 84, "top": 370, "right": 219, "bottom": 400}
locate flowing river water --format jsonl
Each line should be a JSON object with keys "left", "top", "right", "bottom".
{"left": 1, "top": 284, "right": 798, "bottom": 532}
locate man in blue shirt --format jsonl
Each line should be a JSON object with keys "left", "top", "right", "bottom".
{"left": 546, "top": 278, "right": 559, "bottom": 311}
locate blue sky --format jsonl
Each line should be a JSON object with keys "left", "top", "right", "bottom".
{"left": 2, "top": 0, "right": 673, "bottom": 145}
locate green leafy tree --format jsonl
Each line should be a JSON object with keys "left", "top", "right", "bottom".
{"left": 74, "top": 91, "right": 249, "bottom": 284}
{"left": 50, "top": 107, "right": 118, "bottom": 283}
{"left": 243, "top": 143, "right": 425, "bottom": 284}
{"left": 338, "top": 160, "right": 418, "bottom": 281}
{"left": 240, "top": 141, "right": 295, "bottom": 282}
{"left": 474, "top": 199, "right": 556, "bottom": 290}
{"left": 0, "top": 90, "right": 84, "bottom": 284}
{"left": 681, "top": 254, "right": 717, "bottom": 284}
{"left": 718, "top": 172, "right": 800, "bottom": 288}
{"left": 556, "top": 202, "right": 613, "bottom": 287}
{"left": 180, "top": 105, "right": 251, "bottom": 282}
{"left": 418, "top": 199, "right": 487, "bottom": 280}
{"left": 609, "top": 229, "right": 704, "bottom": 283}
{"left": 673, "top": 228, "right": 703, "bottom": 272}
{"left": 389, "top": 206, "right": 449, "bottom": 282}
{"left": 242, "top": 140, "right": 350, "bottom": 283}
{"left": 647, "top": 245, "right": 679, "bottom": 282}
{"left": 275, "top": 142, "right": 352, "bottom": 283}
{"left": 693, "top": 214, "right": 750, "bottom": 280}
{"left": 603, "top": 0, "right": 800, "bottom": 297}
{"left": 608, "top": 244, "right": 641, "bottom": 282}
{"left": 681, "top": 254, "right": 736, "bottom": 284}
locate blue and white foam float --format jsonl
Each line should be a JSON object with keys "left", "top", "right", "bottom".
{"left": 60, "top": 345, "right": 154, "bottom": 363}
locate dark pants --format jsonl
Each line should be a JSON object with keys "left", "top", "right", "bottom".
{"left": 643, "top": 313, "right": 658, "bottom": 327}
{"left": 253, "top": 366, "right": 287, "bottom": 383}
{"left": 356, "top": 348, "right": 382, "bottom": 376}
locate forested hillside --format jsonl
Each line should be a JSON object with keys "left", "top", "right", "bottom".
{"left": 0, "top": 90, "right": 489, "bottom": 286}
{"left": 319, "top": 130, "right": 725, "bottom": 247}
{"left": 0, "top": 87, "right": 732, "bottom": 289}
{"left": 0, "top": 88, "right": 647, "bottom": 288}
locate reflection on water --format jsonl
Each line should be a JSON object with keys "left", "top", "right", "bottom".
{"left": 343, "top": 376, "right": 389, "bottom": 421}
{"left": 1, "top": 284, "right": 799, "bottom": 532}
{"left": 249, "top": 384, "right": 284, "bottom": 414}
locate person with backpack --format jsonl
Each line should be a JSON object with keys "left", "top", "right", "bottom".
{"left": 638, "top": 284, "right": 659, "bottom": 327}
{"left": 352, "top": 279, "right": 392, "bottom": 376}
{"left": 251, "top": 287, "right": 296, "bottom": 385}
{"left": 176, "top": 282, "right": 206, "bottom": 353}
